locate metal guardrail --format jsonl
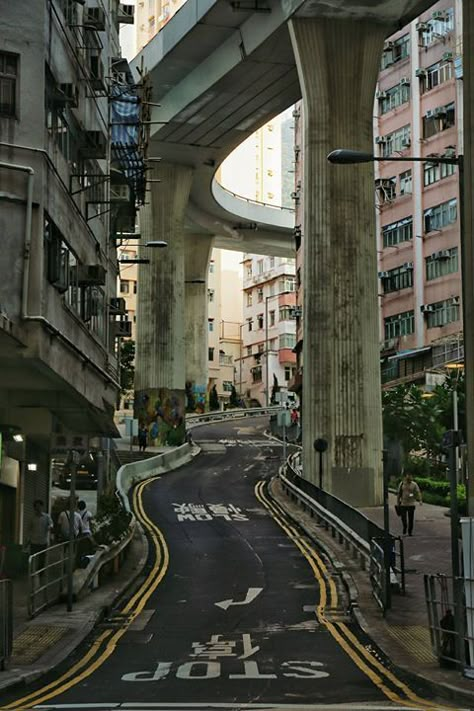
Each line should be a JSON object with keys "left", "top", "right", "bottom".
{"left": 0, "top": 578, "right": 12, "bottom": 669}
{"left": 186, "top": 406, "right": 281, "bottom": 427}
{"left": 370, "top": 536, "right": 405, "bottom": 612}
{"left": 28, "top": 541, "right": 74, "bottom": 618}
{"left": 217, "top": 184, "right": 295, "bottom": 213}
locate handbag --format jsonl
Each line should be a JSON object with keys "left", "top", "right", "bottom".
{"left": 395, "top": 504, "right": 402, "bottom": 517}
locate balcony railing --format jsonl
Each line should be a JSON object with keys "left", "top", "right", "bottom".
{"left": 219, "top": 355, "right": 233, "bottom": 366}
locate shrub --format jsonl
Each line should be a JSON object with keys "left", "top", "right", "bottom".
{"left": 93, "top": 492, "right": 131, "bottom": 546}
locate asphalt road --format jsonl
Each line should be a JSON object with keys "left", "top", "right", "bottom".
{"left": 3, "top": 417, "right": 443, "bottom": 711}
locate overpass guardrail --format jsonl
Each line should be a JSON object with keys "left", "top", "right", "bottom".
{"left": 186, "top": 406, "right": 281, "bottom": 428}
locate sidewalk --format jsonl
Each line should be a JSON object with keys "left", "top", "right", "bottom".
{"left": 0, "top": 524, "right": 147, "bottom": 694}
{"left": 270, "top": 479, "right": 474, "bottom": 708}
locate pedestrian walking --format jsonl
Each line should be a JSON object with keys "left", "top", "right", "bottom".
{"left": 290, "top": 408, "right": 299, "bottom": 426}
{"left": 397, "top": 473, "right": 422, "bottom": 536}
{"left": 26, "top": 499, "right": 53, "bottom": 571}
{"left": 58, "top": 502, "right": 84, "bottom": 541}
{"left": 138, "top": 423, "right": 148, "bottom": 452}
{"left": 78, "top": 500, "right": 93, "bottom": 536}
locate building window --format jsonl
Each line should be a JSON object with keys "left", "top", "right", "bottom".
{"left": 381, "top": 264, "right": 414, "bottom": 294}
{"left": 246, "top": 346, "right": 252, "bottom": 356}
{"left": 269, "top": 257, "right": 275, "bottom": 268}
{"left": 257, "top": 259, "right": 264, "bottom": 274}
{"left": 246, "top": 291, "right": 253, "bottom": 307}
{"left": 424, "top": 199, "right": 457, "bottom": 232}
{"left": 381, "top": 34, "right": 410, "bottom": 69}
{"left": 247, "top": 318, "right": 253, "bottom": 332}
{"left": 279, "top": 333, "right": 296, "bottom": 349}
{"left": 426, "top": 60, "right": 454, "bottom": 90}
{"left": 0, "top": 52, "right": 17, "bottom": 117}
{"left": 246, "top": 264, "right": 252, "bottom": 279}
{"left": 426, "top": 299, "right": 460, "bottom": 328}
{"left": 257, "top": 314, "right": 264, "bottom": 329}
{"left": 399, "top": 170, "right": 412, "bottom": 195}
{"left": 258, "top": 343, "right": 264, "bottom": 354}
{"left": 379, "top": 125, "right": 411, "bottom": 157}
{"left": 251, "top": 366, "right": 262, "bottom": 383}
{"left": 375, "top": 177, "right": 396, "bottom": 204}
{"left": 208, "top": 319, "right": 214, "bottom": 332}
{"left": 424, "top": 161, "right": 456, "bottom": 186}
{"left": 423, "top": 103, "right": 455, "bottom": 139}
{"left": 384, "top": 310, "right": 415, "bottom": 340}
{"left": 223, "top": 381, "right": 233, "bottom": 392}
{"left": 133, "top": 282, "right": 137, "bottom": 294}
{"left": 426, "top": 247, "right": 459, "bottom": 281}
{"left": 419, "top": 9, "right": 455, "bottom": 47}
{"left": 269, "top": 338, "right": 277, "bottom": 350}
{"left": 120, "top": 280, "right": 130, "bottom": 294}
{"left": 279, "top": 306, "right": 294, "bottom": 321}
{"left": 284, "top": 366, "right": 296, "bottom": 381}
{"left": 209, "top": 261, "right": 215, "bottom": 274}
{"left": 257, "top": 287, "right": 264, "bottom": 302}
{"left": 382, "top": 217, "right": 413, "bottom": 247}
{"left": 279, "top": 277, "right": 296, "bottom": 293}
{"left": 208, "top": 347, "right": 214, "bottom": 361}
{"left": 441, "top": 162, "right": 456, "bottom": 179}
{"left": 269, "top": 310, "right": 276, "bottom": 326}
{"left": 378, "top": 82, "right": 410, "bottom": 114}
{"left": 208, "top": 289, "right": 215, "bottom": 302}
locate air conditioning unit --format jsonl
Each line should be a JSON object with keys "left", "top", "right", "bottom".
{"left": 110, "top": 184, "right": 130, "bottom": 202}
{"left": 110, "top": 297, "right": 127, "bottom": 315}
{"left": 401, "top": 139, "right": 411, "bottom": 148}
{"left": 426, "top": 109, "right": 436, "bottom": 119}
{"left": 452, "top": 296, "right": 460, "bottom": 305}
{"left": 416, "top": 21, "right": 430, "bottom": 32}
{"left": 442, "top": 51, "right": 454, "bottom": 62}
{"left": 118, "top": 3, "right": 135, "bottom": 23}
{"left": 378, "top": 271, "right": 390, "bottom": 279}
{"left": 81, "top": 130, "right": 107, "bottom": 159}
{"left": 421, "top": 304, "right": 434, "bottom": 313}
{"left": 403, "top": 262, "right": 414, "bottom": 270}
{"left": 292, "top": 109, "right": 300, "bottom": 119}
{"left": 376, "top": 90, "right": 388, "bottom": 99}
{"left": 383, "top": 41, "right": 394, "bottom": 52}
{"left": 375, "top": 136, "right": 386, "bottom": 144}
{"left": 58, "top": 82, "right": 79, "bottom": 108}
{"left": 77, "top": 264, "right": 106, "bottom": 286}
{"left": 444, "top": 146, "right": 457, "bottom": 158}
{"left": 400, "top": 77, "right": 410, "bottom": 85}
{"left": 112, "top": 319, "right": 132, "bottom": 338}
{"left": 415, "top": 68, "right": 427, "bottom": 78}
{"left": 84, "top": 7, "right": 106, "bottom": 30}
{"left": 290, "top": 191, "right": 300, "bottom": 200}
{"left": 438, "top": 250, "right": 450, "bottom": 259}
{"left": 433, "top": 107, "right": 447, "bottom": 117}
{"left": 432, "top": 10, "right": 447, "bottom": 21}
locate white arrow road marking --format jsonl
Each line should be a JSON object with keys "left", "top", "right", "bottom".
{"left": 215, "top": 587, "right": 263, "bottom": 610}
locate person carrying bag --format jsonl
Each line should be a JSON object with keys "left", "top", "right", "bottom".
{"left": 397, "top": 473, "right": 422, "bottom": 536}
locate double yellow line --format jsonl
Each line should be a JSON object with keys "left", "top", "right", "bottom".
{"left": 254, "top": 479, "right": 455, "bottom": 711}
{"left": 3, "top": 477, "right": 169, "bottom": 711}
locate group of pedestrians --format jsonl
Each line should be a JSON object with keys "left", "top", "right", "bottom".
{"left": 26, "top": 498, "right": 93, "bottom": 568}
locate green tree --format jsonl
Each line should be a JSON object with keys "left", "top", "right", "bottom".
{"left": 120, "top": 340, "right": 135, "bottom": 391}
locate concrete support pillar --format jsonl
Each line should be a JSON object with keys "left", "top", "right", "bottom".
{"left": 184, "top": 233, "right": 214, "bottom": 412}
{"left": 135, "top": 163, "right": 193, "bottom": 446}
{"left": 289, "top": 18, "right": 387, "bottom": 506}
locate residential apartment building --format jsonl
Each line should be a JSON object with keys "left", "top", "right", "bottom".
{"left": 136, "top": 0, "right": 186, "bottom": 51}
{"left": 207, "top": 250, "right": 243, "bottom": 406}
{"left": 0, "top": 0, "right": 135, "bottom": 547}
{"left": 240, "top": 255, "right": 297, "bottom": 405}
{"left": 376, "top": 0, "right": 464, "bottom": 383}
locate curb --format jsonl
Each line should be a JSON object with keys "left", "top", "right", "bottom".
{"left": 266, "top": 476, "right": 474, "bottom": 709}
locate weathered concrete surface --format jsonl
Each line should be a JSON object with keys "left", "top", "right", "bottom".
{"left": 290, "top": 17, "right": 385, "bottom": 506}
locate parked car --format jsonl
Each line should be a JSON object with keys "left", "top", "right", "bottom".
{"left": 59, "top": 451, "right": 98, "bottom": 489}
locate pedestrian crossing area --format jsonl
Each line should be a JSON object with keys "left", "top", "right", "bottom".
{"left": 198, "top": 438, "right": 284, "bottom": 451}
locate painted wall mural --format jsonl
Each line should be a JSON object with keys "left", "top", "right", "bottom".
{"left": 185, "top": 380, "right": 207, "bottom": 413}
{"left": 135, "top": 388, "right": 185, "bottom": 446}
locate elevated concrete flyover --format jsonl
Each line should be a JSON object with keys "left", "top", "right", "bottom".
{"left": 132, "top": 0, "right": 437, "bottom": 506}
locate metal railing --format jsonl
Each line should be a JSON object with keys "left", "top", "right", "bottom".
{"left": 28, "top": 541, "right": 75, "bottom": 618}
{"left": 217, "top": 183, "right": 295, "bottom": 213}
{"left": 186, "top": 406, "right": 281, "bottom": 427}
{"left": 424, "top": 573, "right": 474, "bottom": 670}
{"left": 0, "top": 578, "right": 12, "bottom": 669}
{"left": 370, "top": 536, "right": 405, "bottom": 612}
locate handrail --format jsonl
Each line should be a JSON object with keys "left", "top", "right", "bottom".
{"left": 28, "top": 541, "right": 73, "bottom": 618}
{"left": 0, "top": 578, "right": 12, "bottom": 669}
{"left": 186, "top": 406, "right": 281, "bottom": 427}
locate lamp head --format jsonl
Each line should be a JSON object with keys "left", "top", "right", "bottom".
{"left": 327, "top": 149, "right": 375, "bottom": 164}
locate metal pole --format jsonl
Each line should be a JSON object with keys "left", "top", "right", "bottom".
{"left": 67, "top": 461, "right": 77, "bottom": 613}
{"left": 319, "top": 451, "right": 323, "bottom": 489}
{"left": 453, "top": 388, "right": 460, "bottom": 483}
{"left": 282, "top": 411, "right": 287, "bottom": 466}
{"left": 448, "top": 438, "right": 463, "bottom": 665}
{"left": 382, "top": 462, "right": 392, "bottom": 612}
{"left": 265, "top": 297, "right": 269, "bottom": 407}
{"left": 239, "top": 324, "right": 243, "bottom": 399}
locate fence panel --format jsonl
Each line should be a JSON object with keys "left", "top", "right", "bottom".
{"left": 28, "top": 541, "right": 74, "bottom": 618}
{"left": 424, "top": 573, "right": 469, "bottom": 669}
{"left": 0, "top": 578, "right": 13, "bottom": 669}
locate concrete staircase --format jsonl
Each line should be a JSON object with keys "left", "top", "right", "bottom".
{"left": 115, "top": 450, "right": 157, "bottom": 467}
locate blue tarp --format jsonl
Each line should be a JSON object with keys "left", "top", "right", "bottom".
{"left": 110, "top": 84, "right": 146, "bottom": 204}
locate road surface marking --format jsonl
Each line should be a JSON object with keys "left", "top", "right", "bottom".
{"left": 215, "top": 587, "right": 263, "bottom": 610}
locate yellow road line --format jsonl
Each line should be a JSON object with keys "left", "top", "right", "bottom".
{"left": 254, "top": 480, "right": 454, "bottom": 710}
{"left": 3, "top": 477, "right": 168, "bottom": 711}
